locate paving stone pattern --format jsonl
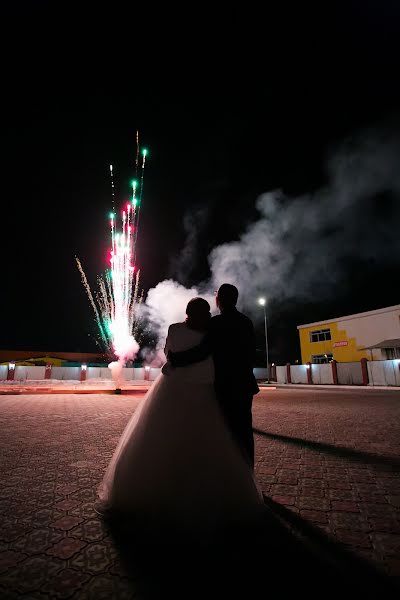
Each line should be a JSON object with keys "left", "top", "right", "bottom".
{"left": 253, "top": 388, "right": 400, "bottom": 579}
{"left": 0, "top": 388, "right": 399, "bottom": 598}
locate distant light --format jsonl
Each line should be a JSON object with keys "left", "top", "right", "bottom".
{"left": 9, "top": 362, "right": 15, "bottom": 371}
{"left": 142, "top": 148, "right": 148, "bottom": 157}
{"left": 272, "top": 363, "right": 275, "bottom": 366}
{"left": 145, "top": 366, "right": 150, "bottom": 371}
{"left": 258, "top": 298, "right": 266, "bottom": 306}
{"left": 110, "top": 213, "right": 114, "bottom": 219}
{"left": 132, "top": 180, "right": 137, "bottom": 188}
{"left": 81, "top": 364, "right": 87, "bottom": 371}
{"left": 109, "top": 164, "right": 113, "bottom": 171}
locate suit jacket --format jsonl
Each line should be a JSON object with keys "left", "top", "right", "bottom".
{"left": 169, "top": 307, "right": 259, "bottom": 397}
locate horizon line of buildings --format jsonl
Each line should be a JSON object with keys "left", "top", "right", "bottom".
{"left": 1, "top": 304, "right": 399, "bottom": 368}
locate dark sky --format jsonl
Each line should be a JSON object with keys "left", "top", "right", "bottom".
{"left": 2, "top": 2, "right": 400, "bottom": 362}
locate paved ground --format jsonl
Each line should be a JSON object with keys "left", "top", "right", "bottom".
{"left": 0, "top": 387, "right": 399, "bottom": 598}
{"left": 253, "top": 388, "right": 400, "bottom": 571}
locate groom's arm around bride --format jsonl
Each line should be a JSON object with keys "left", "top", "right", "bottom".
{"left": 168, "top": 284, "right": 259, "bottom": 467}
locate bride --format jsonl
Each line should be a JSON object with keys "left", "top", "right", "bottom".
{"left": 97, "top": 297, "right": 264, "bottom": 541}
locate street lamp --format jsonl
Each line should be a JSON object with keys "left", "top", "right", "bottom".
{"left": 258, "top": 297, "right": 270, "bottom": 383}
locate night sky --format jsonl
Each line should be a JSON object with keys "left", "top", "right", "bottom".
{"left": 2, "top": 2, "right": 400, "bottom": 364}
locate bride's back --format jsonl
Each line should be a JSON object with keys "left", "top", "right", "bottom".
{"left": 166, "top": 322, "right": 205, "bottom": 352}
{"left": 165, "top": 322, "right": 214, "bottom": 383}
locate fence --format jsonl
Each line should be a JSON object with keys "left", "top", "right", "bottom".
{"left": 0, "top": 366, "right": 162, "bottom": 382}
{"left": 276, "top": 366, "right": 287, "bottom": 384}
{"left": 1, "top": 360, "right": 399, "bottom": 387}
{"left": 14, "top": 366, "right": 46, "bottom": 381}
{"left": 368, "top": 360, "right": 400, "bottom": 387}
{"left": 336, "top": 362, "right": 363, "bottom": 385}
{"left": 310, "top": 363, "right": 334, "bottom": 385}
{"left": 278, "top": 359, "right": 399, "bottom": 387}
{"left": 253, "top": 368, "right": 268, "bottom": 380}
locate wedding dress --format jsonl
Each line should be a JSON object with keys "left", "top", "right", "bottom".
{"left": 97, "top": 322, "right": 264, "bottom": 540}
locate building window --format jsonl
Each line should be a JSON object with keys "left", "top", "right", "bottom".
{"left": 310, "top": 328, "right": 331, "bottom": 343}
{"left": 312, "top": 354, "right": 333, "bottom": 364}
{"left": 384, "top": 347, "right": 400, "bottom": 359}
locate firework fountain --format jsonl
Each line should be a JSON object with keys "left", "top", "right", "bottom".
{"left": 76, "top": 135, "right": 148, "bottom": 388}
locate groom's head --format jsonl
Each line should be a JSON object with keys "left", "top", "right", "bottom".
{"left": 216, "top": 284, "right": 238, "bottom": 311}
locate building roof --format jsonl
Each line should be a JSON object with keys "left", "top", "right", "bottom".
{"left": 363, "top": 338, "right": 400, "bottom": 350}
{"left": 0, "top": 350, "right": 106, "bottom": 363}
{"left": 297, "top": 304, "right": 400, "bottom": 330}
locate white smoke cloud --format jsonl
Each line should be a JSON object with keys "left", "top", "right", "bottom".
{"left": 108, "top": 360, "right": 124, "bottom": 387}
{"left": 139, "top": 279, "right": 215, "bottom": 363}
{"left": 142, "top": 127, "right": 400, "bottom": 344}
{"left": 209, "top": 129, "right": 400, "bottom": 311}
{"left": 108, "top": 335, "right": 140, "bottom": 387}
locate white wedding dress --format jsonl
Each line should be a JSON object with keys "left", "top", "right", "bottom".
{"left": 98, "top": 322, "right": 264, "bottom": 540}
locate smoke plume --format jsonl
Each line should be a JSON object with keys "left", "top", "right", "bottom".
{"left": 143, "top": 126, "right": 400, "bottom": 347}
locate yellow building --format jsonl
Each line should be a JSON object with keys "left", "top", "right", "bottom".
{"left": 297, "top": 304, "right": 400, "bottom": 364}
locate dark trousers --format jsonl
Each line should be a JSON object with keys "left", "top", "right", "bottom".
{"left": 217, "top": 392, "right": 254, "bottom": 468}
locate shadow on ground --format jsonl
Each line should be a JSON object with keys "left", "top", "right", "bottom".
{"left": 104, "top": 504, "right": 398, "bottom": 599}
{"left": 253, "top": 427, "right": 400, "bottom": 469}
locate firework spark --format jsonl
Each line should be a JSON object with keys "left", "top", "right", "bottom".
{"left": 76, "top": 137, "right": 148, "bottom": 374}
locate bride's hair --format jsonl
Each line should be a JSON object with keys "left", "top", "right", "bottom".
{"left": 185, "top": 297, "right": 211, "bottom": 331}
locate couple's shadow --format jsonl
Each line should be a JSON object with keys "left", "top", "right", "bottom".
{"left": 105, "top": 503, "right": 397, "bottom": 599}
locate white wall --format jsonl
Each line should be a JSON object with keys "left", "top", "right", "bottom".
{"left": 311, "top": 363, "right": 334, "bottom": 384}
{"left": 133, "top": 368, "right": 145, "bottom": 380}
{"left": 336, "top": 362, "right": 363, "bottom": 385}
{"left": 50, "top": 367, "right": 81, "bottom": 380}
{"left": 276, "top": 366, "right": 287, "bottom": 383}
{"left": 3, "top": 362, "right": 398, "bottom": 387}
{"left": 367, "top": 360, "right": 400, "bottom": 387}
{"left": 149, "top": 368, "right": 161, "bottom": 381}
{"left": 290, "top": 365, "right": 308, "bottom": 384}
{"left": 253, "top": 368, "right": 268, "bottom": 380}
{"left": 337, "top": 306, "right": 400, "bottom": 356}
{"left": 85, "top": 367, "right": 138, "bottom": 381}
{"left": 87, "top": 367, "right": 101, "bottom": 379}
{"left": 15, "top": 366, "right": 46, "bottom": 381}
{"left": 99, "top": 368, "right": 113, "bottom": 379}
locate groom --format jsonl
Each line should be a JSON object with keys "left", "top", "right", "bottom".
{"left": 168, "top": 283, "right": 259, "bottom": 468}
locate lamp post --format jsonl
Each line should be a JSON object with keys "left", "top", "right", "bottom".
{"left": 258, "top": 297, "right": 269, "bottom": 383}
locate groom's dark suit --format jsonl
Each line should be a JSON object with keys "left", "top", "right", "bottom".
{"left": 169, "top": 307, "right": 259, "bottom": 467}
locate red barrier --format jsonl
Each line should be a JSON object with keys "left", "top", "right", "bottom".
{"left": 306, "top": 362, "right": 313, "bottom": 384}
{"left": 360, "top": 358, "right": 369, "bottom": 385}
{"left": 80, "top": 365, "right": 87, "bottom": 382}
{"left": 7, "top": 363, "right": 15, "bottom": 381}
{"left": 45, "top": 363, "right": 52, "bottom": 380}
{"left": 286, "top": 363, "right": 291, "bottom": 384}
{"left": 331, "top": 360, "right": 338, "bottom": 385}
